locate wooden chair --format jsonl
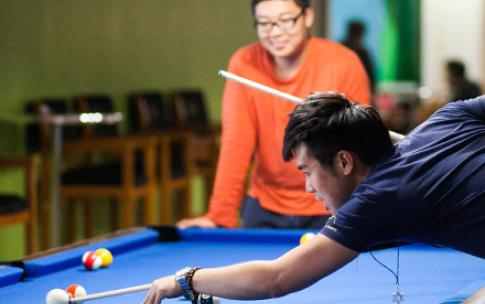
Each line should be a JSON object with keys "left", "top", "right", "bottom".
{"left": 0, "top": 155, "right": 39, "bottom": 254}
{"left": 128, "top": 92, "right": 192, "bottom": 224}
{"left": 57, "top": 95, "right": 157, "bottom": 242}
{"left": 25, "top": 98, "right": 79, "bottom": 248}
{"left": 169, "top": 89, "right": 220, "bottom": 209}
{"left": 61, "top": 134, "right": 157, "bottom": 241}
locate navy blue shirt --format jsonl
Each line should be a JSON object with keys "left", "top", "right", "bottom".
{"left": 321, "top": 96, "right": 485, "bottom": 258}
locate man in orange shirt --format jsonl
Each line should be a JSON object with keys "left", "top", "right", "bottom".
{"left": 177, "top": 0, "right": 370, "bottom": 229}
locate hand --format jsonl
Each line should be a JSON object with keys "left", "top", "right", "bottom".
{"left": 176, "top": 216, "right": 217, "bottom": 228}
{"left": 143, "top": 275, "right": 181, "bottom": 304}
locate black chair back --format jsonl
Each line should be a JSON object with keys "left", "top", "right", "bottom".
{"left": 25, "top": 98, "right": 80, "bottom": 153}
{"left": 171, "top": 90, "right": 209, "bottom": 127}
{"left": 128, "top": 92, "right": 178, "bottom": 132}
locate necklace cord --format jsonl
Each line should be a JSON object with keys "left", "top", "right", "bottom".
{"left": 369, "top": 246, "right": 400, "bottom": 286}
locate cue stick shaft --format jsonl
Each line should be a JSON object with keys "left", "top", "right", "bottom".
{"left": 388, "top": 130, "right": 405, "bottom": 142}
{"left": 218, "top": 70, "right": 303, "bottom": 104}
{"left": 218, "top": 70, "right": 405, "bottom": 142}
{"left": 70, "top": 283, "right": 151, "bottom": 302}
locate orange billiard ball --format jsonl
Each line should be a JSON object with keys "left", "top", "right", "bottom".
{"left": 65, "top": 284, "right": 87, "bottom": 300}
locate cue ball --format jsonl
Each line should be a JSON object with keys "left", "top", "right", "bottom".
{"left": 299, "top": 232, "right": 316, "bottom": 245}
{"left": 65, "top": 284, "right": 87, "bottom": 303}
{"left": 82, "top": 251, "right": 102, "bottom": 270}
{"left": 46, "top": 288, "right": 70, "bottom": 304}
{"left": 95, "top": 248, "right": 113, "bottom": 267}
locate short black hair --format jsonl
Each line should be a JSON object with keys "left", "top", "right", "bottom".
{"left": 447, "top": 60, "right": 466, "bottom": 78}
{"left": 251, "top": 0, "right": 311, "bottom": 15}
{"left": 283, "top": 93, "right": 392, "bottom": 167}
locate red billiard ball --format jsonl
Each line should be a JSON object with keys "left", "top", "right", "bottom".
{"left": 82, "top": 251, "right": 102, "bottom": 270}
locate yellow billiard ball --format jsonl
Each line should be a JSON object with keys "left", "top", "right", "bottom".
{"left": 95, "top": 248, "right": 113, "bottom": 267}
{"left": 299, "top": 232, "right": 316, "bottom": 245}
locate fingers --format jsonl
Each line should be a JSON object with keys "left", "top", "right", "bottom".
{"left": 175, "top": 218, "right": 192, "bottom": 228}
{"left": 142, "top": 286, "right": 154, "bottom": 304}
{"left": 176, "top": 217, "right": 217, "bottom": 228}
{"left": 142, "top": 282, "right": 162, "bottom": 304}
{"left": 142, "top": 290, "right": 154, "bottom": 304}
{"left": 154, "top": 293, "right": 161, "bottom": 304}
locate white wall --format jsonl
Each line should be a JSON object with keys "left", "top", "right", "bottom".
{"left": 421, "top": 0, "right": 485, "bottom": 97}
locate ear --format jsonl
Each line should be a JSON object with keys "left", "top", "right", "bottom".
{"left": 334, "top": 150, "right": 354, "bottom": 176}
{"left": 303, "top": 7, "right": 314, "bottom": 29}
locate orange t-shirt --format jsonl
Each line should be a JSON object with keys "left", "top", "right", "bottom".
{"left": 207, "top": 37, "right": 371, "bottom": 228}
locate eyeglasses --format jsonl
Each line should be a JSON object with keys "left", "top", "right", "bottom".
{"left": 255, "top": 10, "right": 304, "bottom": 34}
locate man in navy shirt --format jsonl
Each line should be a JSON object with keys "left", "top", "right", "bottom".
{"left": 283, "top": 93, "right": 485, "bottom": 258}
{"left": 144, "top": 93, "right": 484, "bottom": 304}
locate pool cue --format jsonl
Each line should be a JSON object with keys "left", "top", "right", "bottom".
{"left": 218, "top": 70, "right": 302, "bottom": 104}
{"left": 218, "top": 70, "right": 406, "bottom": 142}
{"left": 69, "top": 283, "right": 151, "bottom": 302}
{"left": 69, "top": 284, "right": 219, "bottom": 303}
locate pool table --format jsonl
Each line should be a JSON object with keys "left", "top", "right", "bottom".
{"left": 1, "top": 226, "right": 484, "bottom": 304}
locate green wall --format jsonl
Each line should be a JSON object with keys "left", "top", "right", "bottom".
{"left": 0, "top": 0, "right": 255, "bottom": 259}
{"left": 0, "top": 0, "right": 255, "bottom": 117}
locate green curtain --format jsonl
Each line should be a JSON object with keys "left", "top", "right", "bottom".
{"left": 379, "top": 0, "right": 420, "bottom": 82}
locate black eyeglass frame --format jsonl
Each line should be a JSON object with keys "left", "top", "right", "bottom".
{"left": 254, "top": 9, "right": 305, "bottom": 34}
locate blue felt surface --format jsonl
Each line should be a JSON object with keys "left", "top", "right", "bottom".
{"left": 0, "top": 266, "right": 23, "bottom": 288}
{"left": 179, "top": 227, "right": 316, "bottom": 244}
{"left": 23, "top": 228, "right": 158, "bottom": 277}
{"left": 1, "top": 228, "right": 484, "bottom": 303}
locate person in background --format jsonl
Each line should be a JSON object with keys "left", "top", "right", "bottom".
{"left": 446, "top": 60, "right": 482, "bottom": 102}
{"left": 342, "top": 20, "right": 375, "bottom": 93}
{"left": 177, "top": 0, "right": 370, "bottom": 230}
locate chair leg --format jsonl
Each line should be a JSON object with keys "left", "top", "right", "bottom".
{"left": 160, "top": 185, "right": 173, "bottom": 225}
{"left": 40, "top": 156, "right": 52, "bottom": 249}
{"left": 40, "top": 200, "right": 51, "bottom": 250}
{"left": 143, "top": 188, "right": 155, "bottom": 226}
{"left": 84, "top": 199, "right": 94, "bottom": 238}
{"left": 109, "top": 198, "right": 118, "bottom": 231}
{"left": 26, "top": 218, "right": 36, "bottom": 255}
{"left": 65, "top": 198, "right": 76, "bottom": 243}
{"left": 181, "top": 182, "right": 192, "bottom": 219}
{"left": 120, "top": 196, "right": 135, "bottom": 228}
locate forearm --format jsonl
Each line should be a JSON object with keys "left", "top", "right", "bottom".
{"left": 144, "top": 235, "right": 358, "bottom": 304}
{"left": 206, "top": 78, "right": 257, "bottom": 228}
{"left": 192, "top": 234, "right": 358, "bottom": 300}
{"left": 192, "top": 260, "right": 284, "bottom": 300}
